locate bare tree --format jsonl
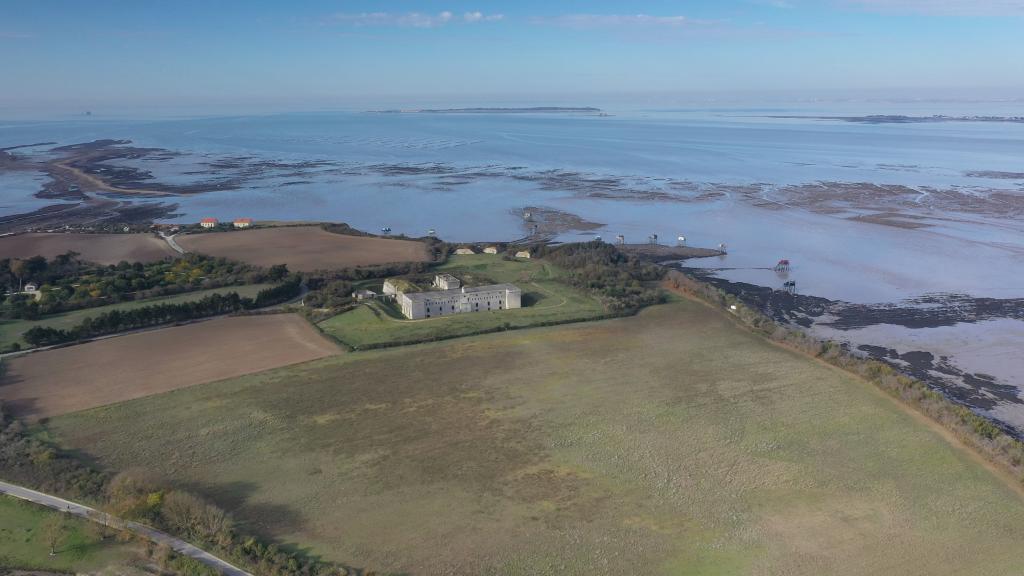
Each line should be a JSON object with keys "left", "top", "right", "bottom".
{"left": 41, "top": 515, "right": 66, "bottom": 556}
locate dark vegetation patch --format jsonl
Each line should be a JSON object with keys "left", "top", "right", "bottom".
{"left": 0, "top": 253, "right": 271, "bottom": 320}
{"left": 22, "top": 276, "right": 301, "bottom": 347}
{"left": 537, "top": 241, "right": 666, "bottom": 312}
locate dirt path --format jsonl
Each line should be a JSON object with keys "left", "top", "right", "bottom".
{"left": 663, "top": 279, "right": 1024, "bottom": 500}
{"left": 160, "top": 231, "right": 187, "bottom": 254}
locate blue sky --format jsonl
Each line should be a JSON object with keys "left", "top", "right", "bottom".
{"left": 2, "top": 1, "right": 1022, "bottom": 115}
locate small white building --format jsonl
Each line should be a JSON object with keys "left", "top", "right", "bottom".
{"left": 22, "top": 283, "right": 41, "bottom": 301}
{"left": 200, "top": 218, "right": 218, "bottom": 229}
{"left": 454, "top": 247, "right": 476, "bottom": 255}
{"left": 233, "top": 218, "right": 253, "bottom": 229}
{"left": 483, "top": 246, "right": 499, "bottom": 255}
{"left": 353, "top": 289, "right": 377, "bottom": 301}
{"left": 515, "top": 250, "right": 531, "bottom": 259}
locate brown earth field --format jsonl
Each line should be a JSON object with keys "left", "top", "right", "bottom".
{"left": 0, "top": 232, "right": 177, "bottom": 264}
{"left": 0, "top": 314, "right": 340, "bottom": 420}
{"left": 176, "top": 226, "right": 431, "bottom": 272}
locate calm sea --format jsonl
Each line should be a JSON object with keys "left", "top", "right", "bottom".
{"left": 2, "top": 106, "right": 1023, "bottom": 426}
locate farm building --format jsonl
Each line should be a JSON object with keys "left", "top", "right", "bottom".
{"left": 21, "top": 283, "right": 42, "bottom": 300}
{"left": 200, "top": 218, "right": 218, "bottom": 229}
{"left": 233, "top": 218, "right": 253, "bottom": 229}
{"left": 353, "top": 289, "right": 377, "bottom": 301}
{"left": 393, "top": 274, "right": 521, "bottom": 320}
{"left": 515, "top": 250, "right": 531, "bottom": 259}
{"left": 454, "top": 247, "right": 476, "bottom": 255}
{"left": 483, "top": 246, "right": 499, "bottom": 255}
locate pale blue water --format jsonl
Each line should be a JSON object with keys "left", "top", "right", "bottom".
{"left": 2, "top": 106, "right": 1024, "bottom": 426}
{"left": 2, "top": 109, "right": 1022, "bottom": 300}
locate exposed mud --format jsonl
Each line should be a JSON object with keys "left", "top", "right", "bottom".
{"left": 5, "top": 139, "right": 1023, "bottom": 236}
{"left": 965, "top": 170, "right": 1024, "bottom": 180}
{"left": 513, "top": 206, "right": 604, "bottom": 241}
{"left": 767, "top": 181, "right": 1024, "bottom": 220}
{"left": 619, "top": 243, "right": 724, "bottom": 262}
{"left": 855, "top": 345, "right": 1021, "bottom": 413}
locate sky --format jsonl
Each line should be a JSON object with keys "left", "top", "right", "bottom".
{"left": 1, "top": 0, "right": 1023, "bottom": 116}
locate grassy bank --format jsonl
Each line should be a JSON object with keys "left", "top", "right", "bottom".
{"left": 0, "top": 495, "right": 139, "bottom": 573}
{"left": 45, "top": 300, "right": 1024, "bottom": 575}
{"left": 318, "top": 254, "right": 607, "bottom": 348}
{"left": 0, "top": 284, "right": 272, "bottom": 350}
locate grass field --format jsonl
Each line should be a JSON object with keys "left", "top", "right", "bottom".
{"left": 319, "top": 254, "right": 607, "bottom": 348}
{"left": 177, "top": 226, "right": 431, "bottom": 272}
{"left": 0, "top": 284, "right": 273, "bottom": 350}
{"left": 0, "top": 233, "right": 177, "bottom": 265}
{"left": 0, "top": 314, "right": 340, "bottom": 420}
{"left": 44, "top": 300, "right": 1024, "bottom": 575}
{"left": 0, "top": 495, "right": 141, "bottom": 573}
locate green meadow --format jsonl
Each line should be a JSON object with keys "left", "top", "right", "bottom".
{"left": 46, "top": 300, "right": 1024, "bottom": 575}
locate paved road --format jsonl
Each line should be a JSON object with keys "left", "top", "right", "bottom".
{"left": 160, "top": 231, "right": 187, "bottom": 254}
{"left": 0, "top": 480, "right": 253, "bottom": 576}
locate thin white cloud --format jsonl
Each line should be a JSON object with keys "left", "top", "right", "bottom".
{"left": 324, "top": 10, "right": 503, "bottom": 28}
{"left": 463, "top": 11, "right": 504, "bottom": 23}
{"left": 532, "top": 14, "right": 717, "bottom": 29}
{"left": 0, "top": 31, "right": 33, "bottom": 39}
{"left": 842, "top": 0, "right": 1024, "bottom": 15}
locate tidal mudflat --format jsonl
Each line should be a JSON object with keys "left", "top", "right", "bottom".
{"left": 2, "top": 109, "right": 1022, "bottom": 433}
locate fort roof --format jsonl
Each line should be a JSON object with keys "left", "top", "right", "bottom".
{"left": 401, "top": 283, "right": 520, "bottom": 303}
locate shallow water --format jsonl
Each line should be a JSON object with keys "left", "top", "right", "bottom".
{"left": 2, "top": 107, "right": 1023, "bottom": 427}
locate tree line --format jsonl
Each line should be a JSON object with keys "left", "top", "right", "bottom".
{"left": 23, "top": 276, "right": 302, "bottom": 347}
{"left": 0, "top": 401, "right": 374, "bottom": 576}
{"left": 2, "top": 252, "right": 277, "bottom": 320}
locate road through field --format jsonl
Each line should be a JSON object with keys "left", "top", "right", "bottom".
{"left": 0, "top": 480, "right": 253, "bottom": 576}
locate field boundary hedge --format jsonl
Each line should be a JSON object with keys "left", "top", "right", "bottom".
{"left": 331, "top": 307, "right": 631, "bottom": 351}
{"left": 22, "top": 277, "right": 302, "bottom": 347}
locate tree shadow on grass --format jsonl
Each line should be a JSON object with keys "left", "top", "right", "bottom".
{"left": 177, "top": 480, "right": 328, "bottom": 564}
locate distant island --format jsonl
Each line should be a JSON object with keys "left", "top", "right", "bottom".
{"left": 765, "top": 114, "right": 1024, "bottom": 124}
{"left": 369, "top": 107, "right": 605, "bottom": 115}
